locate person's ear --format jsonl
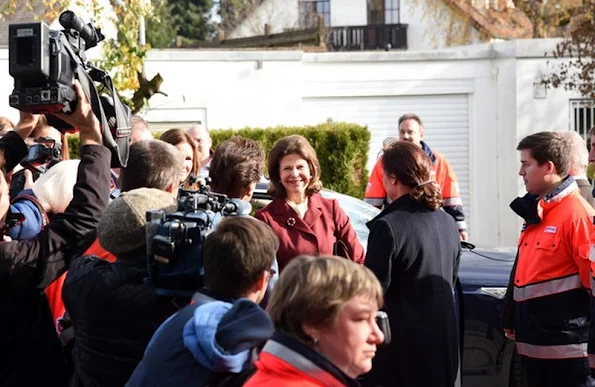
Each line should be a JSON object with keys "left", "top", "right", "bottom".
{"left": 302, "top": 323, "right": 322, "bottom": 344}
{"left": 251, "top": 271, "right": 268, "bottom": 294}
{"left": 165, "top": 183, "right": 176, "bottom": 194}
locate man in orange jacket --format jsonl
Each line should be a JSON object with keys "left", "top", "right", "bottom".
{"left": 507, "top": 131, "right": 594, "bottom": 387}
{"left": 364, "top": 113, "right": 468, "bottom": 241}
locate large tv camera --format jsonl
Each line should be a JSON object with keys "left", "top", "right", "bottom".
{"left": 145, "top": 180, "right": 252, "bottom": 299}
{"left": 8, "top": 11, "right": 131, "bottom": 168}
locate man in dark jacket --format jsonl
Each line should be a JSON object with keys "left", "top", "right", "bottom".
{"left": 0, "top": 80, "right": 110, "bottom": 387}
{"left": 127, "top": 216, "right": 277, "bottom": 387}
{"left": 63, "top": 188, "right": 179, "bottom": 387}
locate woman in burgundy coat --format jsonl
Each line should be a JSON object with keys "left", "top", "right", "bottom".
{"left": 255, "top": 135, "right": 364, "bottom": 272}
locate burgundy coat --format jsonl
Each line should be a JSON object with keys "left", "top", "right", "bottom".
{"left": 255, "top": 193, "right": 364, "bottom": 271}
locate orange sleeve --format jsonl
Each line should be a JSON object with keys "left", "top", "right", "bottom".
{"left": 572, "top": 214, "right": 595, "bottom": 289}
{"left": 364, "top": 158, "right": 386, "bottom": 207}
{"left": 84, "top": 238, "right": 117, "bottom": 263}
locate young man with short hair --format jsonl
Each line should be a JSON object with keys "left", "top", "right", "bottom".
{"left": 508, "top": 131, "right": 594, "bottom": 386}
{"left": 127, "top": 217, "right": 278, "bottom": 386}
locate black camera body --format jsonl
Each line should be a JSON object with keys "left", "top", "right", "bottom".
{"left": 9, "top": 12, "right": 101, "bottom": 115}
{"left": 146, "top": 183, "right": 252, "bottom": 298}
{"left": 8, "top": 11, "right": 132, "bottom": 168}
{"left": 24, "top": 137, "right": 62, "bottom": 167}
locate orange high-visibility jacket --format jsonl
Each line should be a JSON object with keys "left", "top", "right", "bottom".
{"left": 364, "top": 141, "right": 467, "bottom": 232}
{"left": 513, "top": 180, "right": 594, "bottom": 360}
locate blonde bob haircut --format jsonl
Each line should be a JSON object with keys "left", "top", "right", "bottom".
{"left": 268, "top": 255, "right": 383, "bottom": 345}
{"left": 267, "top": 135, "right": 322, "bottom": 198}
{"left": 32, "top": 159, "right": 80, "bottom": 214}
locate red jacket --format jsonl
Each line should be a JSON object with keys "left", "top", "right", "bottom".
{"left": 245, "top": 333, "right": 360, "bottom": 387}
{"left": 255, "top": 193, "right": 364, "bottom": 271}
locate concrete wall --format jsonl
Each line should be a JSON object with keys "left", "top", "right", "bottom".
{"left": 0, "top": 39, "right": 580, "bottom": 247}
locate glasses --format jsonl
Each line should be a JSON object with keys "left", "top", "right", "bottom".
{"left": 268, "top": 268, "right": 277, "bottom": 276}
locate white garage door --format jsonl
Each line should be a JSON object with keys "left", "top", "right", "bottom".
{"left": 302, "top": 94, "right": 472, "bottom": 234}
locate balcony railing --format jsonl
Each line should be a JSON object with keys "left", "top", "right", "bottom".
{"left": 327, "top": 24, "right": 408, "bottom": 51}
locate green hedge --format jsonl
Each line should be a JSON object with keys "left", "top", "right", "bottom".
{"left": 67, "top": 121, "right": 370, "bottom": 198}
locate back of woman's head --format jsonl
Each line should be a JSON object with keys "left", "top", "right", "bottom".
{"left": 383, "top": 142, "right": 442, "bottom": 210}
{"left": 268, "top": 255, "right": 383, "bottom": 344}
{"left": 32, "top": 159, "right": 80, "bottom": 214}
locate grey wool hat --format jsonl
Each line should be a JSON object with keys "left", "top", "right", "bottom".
{"left": 98, "top": 187, "right": 177, "bottom": 255}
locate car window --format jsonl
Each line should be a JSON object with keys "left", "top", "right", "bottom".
{"left": 250, "top": 189, "right": 380, "bottom": 250}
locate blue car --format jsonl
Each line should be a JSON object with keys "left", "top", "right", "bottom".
{"left": 251, "top": 184, "right": 518, "bottom": 387}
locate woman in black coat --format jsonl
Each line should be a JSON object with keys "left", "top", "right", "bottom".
{"left": 363, "top": 141, "right": 461, "bottom": 387}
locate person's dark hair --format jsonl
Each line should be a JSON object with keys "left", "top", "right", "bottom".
{"left": 267, "top": 135, "right": 322, "bottom": 198}
{"left": 588, "top": 126, "right": 595, "bottom": 140}
{"left": 516, "top": 131, "right": 570, "bottom": 178}
{"left": 383, "top": 141, "right": 442, "bottom": 210}
{"left": 209, "top": 136, "right": 265, "bottom": 198}
{"left": 203, "top": 217, "right": 278, "bottom": 299}
{"left": 120, "top": 140, "right": 183, "bottom": 192}
{"left": 398, "top": 113, "right": 423, "bottom": 129}
{"left": 160, "top": 128, "right": 200, "bottom": 190}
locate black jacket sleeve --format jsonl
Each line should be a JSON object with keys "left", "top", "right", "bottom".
{"left": 0, "top": 145, "right": 111, "bottom": 288}
{"left": 0, "top": 131, "right": 28, "bottom": 172}
{"left": 364, "top": 219, "right": 397, "bottom": 292}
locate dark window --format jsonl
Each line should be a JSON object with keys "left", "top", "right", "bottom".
{"left": 299, "top": 0, "right": 330, "bottom": 28}
{"left": 367, "top": 0, "right": 400, "bottom": 25}
{"left": 571, "top": 100, "right": 595, "bottom": 140}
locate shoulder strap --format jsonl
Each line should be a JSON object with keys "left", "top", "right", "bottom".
{"left": 11, "top": 193, "right": 50, "bottom": 228}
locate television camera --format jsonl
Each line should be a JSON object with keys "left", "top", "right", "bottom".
{"left": 145, "top": 180, "right": 252, "bottom": 299}
{"left": 8, "top": 11, "right": 131, "bottom": 168}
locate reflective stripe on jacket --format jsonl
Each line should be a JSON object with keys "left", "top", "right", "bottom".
{"left": 514, "top": 179, "right": 594, "bottom": 360}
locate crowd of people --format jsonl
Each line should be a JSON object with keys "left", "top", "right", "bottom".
{"left": 1, "top": 78, "right": 595, "bottom": 387}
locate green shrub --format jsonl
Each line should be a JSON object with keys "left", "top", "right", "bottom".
{"left": 209, "top": 122, "right": 370, "bottom": 198}
{"left": 67, "top": 121, "right": 370, "bottom": 198}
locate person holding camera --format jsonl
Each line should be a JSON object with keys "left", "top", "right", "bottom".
{"left": 127, "top": 216, "right": 278, "bottom": 387}
{"left": 61, "top": 141, "right": 184, "bottom": 387}
{"left": 0, "top": 80, "right": 111, "bottom": 387}
{"left": 245, "top": 255, "right": 385, "bottom": 386}
{"left": 363, "top": 141, "right": 461, "bottom": 387}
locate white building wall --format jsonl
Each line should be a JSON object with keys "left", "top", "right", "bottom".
{"left": 227, "top": 0, "right": 299, "bottom": 38}
{"left": 330, "top": 0, "right": 367, "bottom": 26}
{"left": 0, "top": 39, "right": 581, "bottom": 247}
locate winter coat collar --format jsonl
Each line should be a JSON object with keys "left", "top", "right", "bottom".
{"left": 421, "top": 141, "right": 437, "bottom": 164}
{"left": 366, "top": 193, "right": 432, "bottom": 229}
{"left": 260, "top": 331, "right": 360, "bottom": 387}
{"left": 268, "top": 193, "right": 324, "bottom": 236}
{"left": 183, "top": 299, "right": 273, "bottom": 373}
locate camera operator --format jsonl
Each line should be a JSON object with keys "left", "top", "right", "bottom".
{"left": 60, "top": 141, "right": 183, "bottom": 387}
{"left": 0, "top": 80, "right": 110, "bottom": 387}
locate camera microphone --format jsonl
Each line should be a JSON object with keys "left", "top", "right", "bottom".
{"left": 59, "top": 11, "right": 102, "bottom": 49}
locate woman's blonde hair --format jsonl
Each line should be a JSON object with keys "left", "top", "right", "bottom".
{"left": 32, "top": 160, "right": 80, "bottom": 214}
{"left": 268, "top": 255, "right": 383, "bottom": 345}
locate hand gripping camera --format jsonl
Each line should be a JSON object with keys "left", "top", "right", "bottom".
{"left": 8, "top": 11, "right": 131, "bottom": 168}
{"left": 145, "top": 183, "right": 253, "bottom": 299}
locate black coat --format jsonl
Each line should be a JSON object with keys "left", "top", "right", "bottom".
{"left": 363, "top": 194, "right": 461, "bottom": 387}
{"left": 63, "top": 254, "right": 157, "bottom": 387}
{"left": 0, "top": 133, "right": 111, "bottom": 387}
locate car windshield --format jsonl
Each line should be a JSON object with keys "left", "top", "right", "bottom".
{"left": 250, "top": 184, "right": 380, "bottom": 249}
